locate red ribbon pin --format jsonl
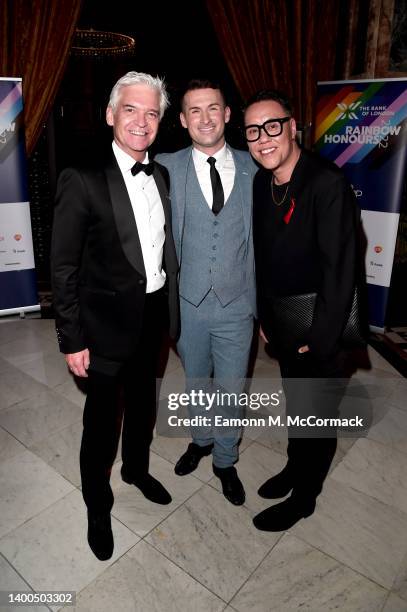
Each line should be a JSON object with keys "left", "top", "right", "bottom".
{"left": 283, "top": 198, "right": 296, "bottom": 224}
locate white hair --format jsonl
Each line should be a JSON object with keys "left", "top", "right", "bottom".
{"left": 108, "top": 71, "right": 169, "bottom": 119}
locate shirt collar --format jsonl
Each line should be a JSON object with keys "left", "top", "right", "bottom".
{"left": 112, "top": 141, "right": 149, "bottom": 174}
{"left": 192, "top": 143, "right": 228, "bottom": 169}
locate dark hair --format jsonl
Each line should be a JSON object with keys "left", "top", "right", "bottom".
{"left": 244, "top": 89, "right": 293, "bottom": 116}
{"left": 180, "top": 78, "right": 226, "bottom": 109}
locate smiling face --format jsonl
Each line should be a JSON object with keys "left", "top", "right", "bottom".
{"left": 180, "top": 88, "right": 230, "bottom": 155}
{"left": 106, "top": 83, "right": 160, "bottom": 161}
{"left": 244, "top": 99, "right": 299, "bottom": 183}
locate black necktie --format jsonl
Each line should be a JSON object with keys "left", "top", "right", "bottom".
{"left": 207, "top": 156, "right": 224, "bottom": 215}
{"left": 131, "top": 160, "right": 155, "bottom": 176}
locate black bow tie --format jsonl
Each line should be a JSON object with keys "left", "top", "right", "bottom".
{"left": 131, "top": 160, "right": 155, "bottom": 176}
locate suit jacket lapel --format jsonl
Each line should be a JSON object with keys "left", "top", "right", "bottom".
{"left": 152, "top": 164, "right": 171, "bottom": 228}
{"left": 175, "top": 147, "right": 192, "bottom": 244}
{"left": 153, "top": 163, "right": 178, "bottom": 273}
{"left": 105, "top": 155, "right": 146, "bottom": 278}
{"left": 286, "top": 150, "right": 308, "bottom": 200}
{"left": 231, "top": 148, "right": 252, "bottom": 242}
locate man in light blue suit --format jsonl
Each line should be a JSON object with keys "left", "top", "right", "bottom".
{"left": 156, "top": 79, "right": 256, "bottom": 505}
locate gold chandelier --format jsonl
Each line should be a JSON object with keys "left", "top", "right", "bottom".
{"left": 71, "top": 29, "right": 136, "bottom": 58}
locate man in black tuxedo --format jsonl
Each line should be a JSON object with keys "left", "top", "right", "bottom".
{"left": 244, "top": 90, "right": 359, "bottom": 532}
{"left": 51, "top": 71, "right": 179, "bottom": 560}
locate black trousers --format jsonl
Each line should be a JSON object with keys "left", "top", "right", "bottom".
{"left": 80, "top": 288, "right": 167, "bottom": 514}
{"left": 278, "top": 348, "right": 347, "bottom": 501}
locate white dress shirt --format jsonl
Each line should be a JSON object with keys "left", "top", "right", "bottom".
{"left": 192, "top": 144, "right": 235, "bottom": 209}
{"left": 112, "top": 142, "right": 166, "bottom": 293}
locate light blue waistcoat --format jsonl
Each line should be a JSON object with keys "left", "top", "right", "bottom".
{"left": 180, "top": 163, "right": 247, "bottom": 307}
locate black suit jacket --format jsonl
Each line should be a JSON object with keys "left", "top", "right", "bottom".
{"left": 51, "top": 154, "right": 179, "bottom": 364}
{"left": 253, "top": 149, "right": 360, "bottom": 359}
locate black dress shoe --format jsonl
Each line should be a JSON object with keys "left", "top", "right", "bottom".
{"left": 174, "top": 442, "right": 214, "bottom": 476}
{"left": 87, "top": 512, "right": 114, "bottom": 561}
{"left": 252, "top": 494, "right": 316, "bottom": 532}
{"left": 121, "top": 469, "right": 172, "bottom": 505}
{"left": 213, "top": 465, "right": 245, "bottom": 506}
{"left": 258, "top": 464, "right": 294, "bottom": 499}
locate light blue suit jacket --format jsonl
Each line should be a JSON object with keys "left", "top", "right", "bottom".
{"left": 156, "top": 146, "right": 257, "bottom": 316}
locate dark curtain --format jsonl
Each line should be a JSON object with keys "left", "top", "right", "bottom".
{"left": 0, "top": 0, "right": 82, "bottom": 156}
{"left": 206, "top": 0, "right": 359, "bottom": 134}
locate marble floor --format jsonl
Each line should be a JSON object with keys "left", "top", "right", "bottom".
{"left": 0, "top": 317, "right": 406, "bottom": 612}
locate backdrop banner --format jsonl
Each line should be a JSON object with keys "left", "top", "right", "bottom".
{"left": 314, "top": 78, "right": 407, "bottom": 331}
{"left": 0, "top": 77, "right": 39, "bottom": 316}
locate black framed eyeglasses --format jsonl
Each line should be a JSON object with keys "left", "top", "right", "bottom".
{"left": 244, "top": 116, "right": 291, "bottom": 142}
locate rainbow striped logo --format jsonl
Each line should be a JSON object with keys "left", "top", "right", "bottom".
{"left": 314, "top": 80, "right": 407, "bottom": 167}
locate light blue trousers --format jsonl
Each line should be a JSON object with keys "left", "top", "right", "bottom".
{"left": 177, "top": 290, "right": 254, "bottom": 468}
